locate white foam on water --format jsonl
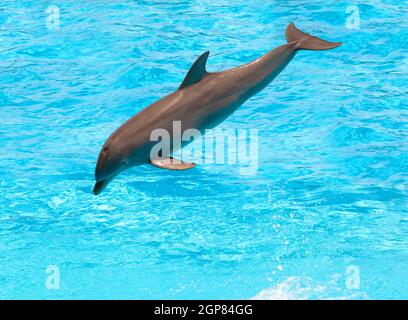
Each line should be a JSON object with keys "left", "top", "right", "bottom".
{"left": 251, "top": 276, "right": 369, "bottom": 300}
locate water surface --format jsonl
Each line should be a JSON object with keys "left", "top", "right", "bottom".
{"left": 0, "top": 0, "right": 407, "bottom": 299}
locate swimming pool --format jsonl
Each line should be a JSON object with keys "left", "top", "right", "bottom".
{"left": 0, "top": 0, "right": 407, "bottom": 299}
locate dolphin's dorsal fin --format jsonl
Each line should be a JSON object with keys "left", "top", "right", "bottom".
{"left": 178, "top": 51, "right": 209, "bottom": 90}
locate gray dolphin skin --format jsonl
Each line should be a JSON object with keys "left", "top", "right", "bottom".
{"left": 93, "top": 23, "right": 342, "bottom": 195}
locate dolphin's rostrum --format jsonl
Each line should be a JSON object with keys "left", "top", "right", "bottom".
{"left": 93, "top": 23, "right": 342, "bottom": 195}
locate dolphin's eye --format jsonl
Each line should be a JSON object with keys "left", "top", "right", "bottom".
{"left": 100, "top": 147, "right": 110, "bottom": 160}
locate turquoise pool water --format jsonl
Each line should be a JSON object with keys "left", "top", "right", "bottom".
{"left": 0, "top": 0, "right": 407, "bottom": 299}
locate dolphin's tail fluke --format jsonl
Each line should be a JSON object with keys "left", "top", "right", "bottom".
{"left": 285, "top": 22, "right": 342, "bottom": 51}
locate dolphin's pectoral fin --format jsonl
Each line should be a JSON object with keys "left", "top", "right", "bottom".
{"left": 178, "top": 51, "right": 210, "bottom": 90}
{"left": 150, "top": 157, "right": 196, "bottom": 170}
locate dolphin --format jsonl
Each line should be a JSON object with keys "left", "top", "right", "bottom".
{"left": 93, "top": 23, "right": 341, "bottom": 195}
